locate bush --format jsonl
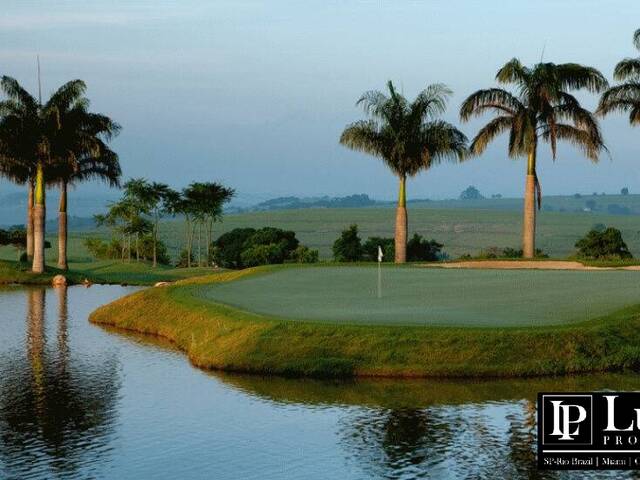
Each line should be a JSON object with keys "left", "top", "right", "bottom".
{"left": 213, "top": 228, "right": 256, "bottom": 268}
{"left": 407, "top": 234, "right": 443, "bottom": 261}
{"left": 362, "top": 236, "right": 394, "bottom": 262}
{"left": 213, "top": 227, "right": 304, "bottom": 268}
{"left": 290, "top": 245, "right": 319, "bottom": 263}
{"left": 176, "top": 249, "right": 195, "bottom": 268}
{"left": 622, "top": 187, "right": 629, "bottom": 195}
{"left": 575, "top": 227, "right": 632, "bottom": 260}
{"left": 332, "top": 224, "right": 363, "bottom": 262}
{"left": 241, "top": 244, "right": 287, "bottom": 267}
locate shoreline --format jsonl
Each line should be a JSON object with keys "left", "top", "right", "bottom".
{"left": 88, "top": 266, "right": 640, "bottom": 379}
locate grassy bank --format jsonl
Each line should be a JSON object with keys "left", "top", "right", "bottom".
{"left": 90, "top": 266, "right": 640, "bottom": 378}
{"left": 0, "top": 259, "right": 217, "bottom": 286}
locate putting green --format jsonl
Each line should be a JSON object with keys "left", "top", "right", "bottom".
{"left": 199, "top": 266, "right": 640, "bottom": 327}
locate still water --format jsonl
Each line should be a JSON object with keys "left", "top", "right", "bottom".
{"left": 0, "top": 285, "right": 639, "bottom": 479}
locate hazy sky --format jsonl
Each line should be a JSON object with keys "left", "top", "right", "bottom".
{"left": 1, "top": 1, "right": 639, "bottom": 202}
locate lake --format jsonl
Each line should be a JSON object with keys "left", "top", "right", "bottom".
{"left": 0, "top": 285, "right": 636, "bottom": 479}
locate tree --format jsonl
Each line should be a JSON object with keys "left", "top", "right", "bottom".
{"left": 575, "top": 227, "right": 632, "bottom": 259}
{"left": 332, "top": 224, "right": 363, "bottom": 262}
{"left": 406, "top": 234, "right": 443, "bottom": 261}
{"left": 182, "top": 182, "right": 235, "bottom": 266}
{"left": 598, "top": 29, "right": 640, "bottom": 126}
{"left": 0, "top": 77, "right": 44, "bottom": 271}
{"left": 621, "top": 187, "right": 630, "bottom": 195}
{"left": 47, "top": 93, "right": 121, "bottom": 270}
{"left": 459, "top": 185, "right": 484, "bottom": 200}
{"left": 340, "top": 81, "right": 467, "bottom": 263}
{"left": 461, "top": 59, "right": 607, "bottom": 257}
{"left": 362, "top": 236, "right": 394, "bottom": 262}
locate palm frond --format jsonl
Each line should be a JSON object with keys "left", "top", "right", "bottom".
{"left": 468, "top": 116, "right": 512, "bottom": 155}
{"left": 614, "top": 58, "right": 640, "bottom": 81}
{"left": 634, "top": 28, "right": 640, "bottom": 50}
{"left": 495, "top": 58, "right": 529, "bottom": 86}
{"left": 553, "top": 63, "right": 609, "bottom": 93}
{"left": 459, "top": 88, "right": 522, "bottom": 121}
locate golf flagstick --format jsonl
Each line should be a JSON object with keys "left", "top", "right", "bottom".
{"left": 377, "top": 246, "right": 383, "bottom": 298}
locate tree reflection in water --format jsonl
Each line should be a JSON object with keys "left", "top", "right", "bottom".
{"left": 0, "top": 286, "right": 119, "bottom": 479}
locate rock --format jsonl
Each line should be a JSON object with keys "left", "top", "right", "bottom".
{"left": 82, "top": 278, "right": 93, "bottom": 288}
{"left": 52, "top": 275, "right": 67, "bottom": 287}
{"left": 154, "top": 281, "right": 171, "bottom": 287}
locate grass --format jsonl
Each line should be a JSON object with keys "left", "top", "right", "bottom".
{"left": 0, "top": 258, "right": 218, "bottom": 286}
{"left": 2, "top": 204, "right": 637, "bottom": 264}
{"left": 89, "top": 265, "right": 640, "bottom": 378}
{"left": 196, "top": 266, "right": 640, "bottom": 327}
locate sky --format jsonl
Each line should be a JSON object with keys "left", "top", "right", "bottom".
{"left": 0, "top": 0, "right": 639, "bottom": 203}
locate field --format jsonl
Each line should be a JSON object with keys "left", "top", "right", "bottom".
{"left": 90, "top": 265, "right": 640, "bottom": 378}
{"left": 26, "top": 205, "right": 639, "bottom": 263}
{"left": 198, "top": 266, "right": 640, "bottom": 327}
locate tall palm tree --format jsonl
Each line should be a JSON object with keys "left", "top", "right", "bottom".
{"left": 0, "top": 78, "right": 41, "bottom": 264}
{"left": 50, "top": 150, "right": 120, "bottom": 270}
{"left": 340, "top": 81, "right": 467, "bottom": 263}
{"left": 47, "top": 92, "right": 121, "bottom": 270}
{"left": 460, "top": 59, "right": 607, "bottom": 257}
{"left": 598, "top": 29, "right": 640, "bottom": 125}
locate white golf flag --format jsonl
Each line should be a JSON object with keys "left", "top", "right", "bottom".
{"left": 378, "top": 246, "right": 383, "bottom": 262}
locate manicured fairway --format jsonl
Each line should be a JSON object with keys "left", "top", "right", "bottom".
{"left": 199, "top": 266, "right": 640, "bottom": 327}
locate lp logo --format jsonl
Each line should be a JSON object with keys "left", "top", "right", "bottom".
{"left": 542, "top": 395, "right": 593, "bottom": 445}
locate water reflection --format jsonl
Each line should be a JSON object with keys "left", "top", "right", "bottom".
{"left": 2, "top": 285, "right": 640, "bottom": 479}
{"left": 0, "top": 286, "right": 119, "bottom": 479}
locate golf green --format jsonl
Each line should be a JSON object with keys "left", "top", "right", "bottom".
{"left": 198, "top": 266, "right": 640, "bottom": 327}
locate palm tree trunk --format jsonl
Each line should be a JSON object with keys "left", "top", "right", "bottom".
{"left": 523, "top": 150, "right": 537, "bottom": 259}
{"left": 153, "top": 214, "right": 158, "bottom": 268}
{"left": 136, "top": 233, "right": 139, "bottom": 262}
{"left": 26, "top": 181, "right": 34, "bottom": 261}
{"left": 32, "top": 163, "right": 46, "bottom": 274}
{"left": 57, "top": 181, "right": 68, "bottom": 270}
{"left": 198, "top": 222, "right": 202, "bottom": 267}
{"left": 394, "top": 175, "right": 408, "bottom": 263}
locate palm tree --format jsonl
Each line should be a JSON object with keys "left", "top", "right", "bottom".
{"left": 340, "top": 81, "right": 467, "bottom": 263}
{"left": 0, "top": 77, "right": 111, "bottom": 273}
{"left": 460, "top": 59, "right": 607, "bottom": 257}
{"left": 50, "top": 150, "right": 120, "bottom": 270}
{"left": 47, "top": 93, "right": 121, "bottom": 270}
{"left": 0, "top": 77, "right": 41, "bottom": 265}
{"left": 598, "top": 29, "right": 640, "bottom": 125}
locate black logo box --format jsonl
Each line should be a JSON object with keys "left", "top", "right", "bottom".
{"left": 538, "top": 392, "right": 640, "bottom": 470}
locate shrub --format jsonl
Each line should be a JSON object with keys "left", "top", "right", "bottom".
{"left": 213, "top": 227, "right": 303, "bottom": 268}
{"left": 290, "top": 245, "right": 319, "bottom": 264}
{"left": 362, "top": 236, "right": 394, "bottom": 262}
{"left": 176, "top": 249, "right": 195, "bottom": 268}
{"left": 575, "top": 227, "right": 632, "bottom": 260}
{"left": 622, "top": 187, "right": 629, "bottom": 195}
{"left": 213, "top": 228, "right": 256, "bottom": 268}
{"left": 332, "top": 224, "right": 363, "bottom": 262}
{"left": 241, "top": 243, "right": 287, "bottom": 267}
{"left": 407, "top": 234, "right": 443, "bottom": 261}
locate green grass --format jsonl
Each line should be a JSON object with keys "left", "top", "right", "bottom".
{"left": 197, "top": 266, "right": 640, "bottom": 327}
{"left": 2, "top": 203, "right": 639, "bottom": 264}
{"left": 89, "top": 265, "right": 640, "bottom": 378}
{"left": 0, "top": 258, "right": 218, "bottom": 286}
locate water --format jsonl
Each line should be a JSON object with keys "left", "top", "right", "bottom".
{"left": 0, "top": 285, "right": 638, "bottom": 479}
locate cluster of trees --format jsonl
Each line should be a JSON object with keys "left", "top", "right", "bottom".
{"left": 332, "top": 224, "right": 443, "bottom": 262}
{"left": 93, "top": 178, "right": 234, "bottom": 268}
{"left": 340, "top": 28, "right": 640, "bottom": 263}
{"left": 575, "top": 226, "right": 633, "bottom": 260}
{"left": 212, "top": 227, "right": 318, "bottom": 268}
{"left": 0, "top": 76, "right": 120, "bottom": 272}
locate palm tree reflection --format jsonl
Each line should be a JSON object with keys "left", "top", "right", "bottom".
{"left": 0, "top": 286, "right": 119, "bottom": 478}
